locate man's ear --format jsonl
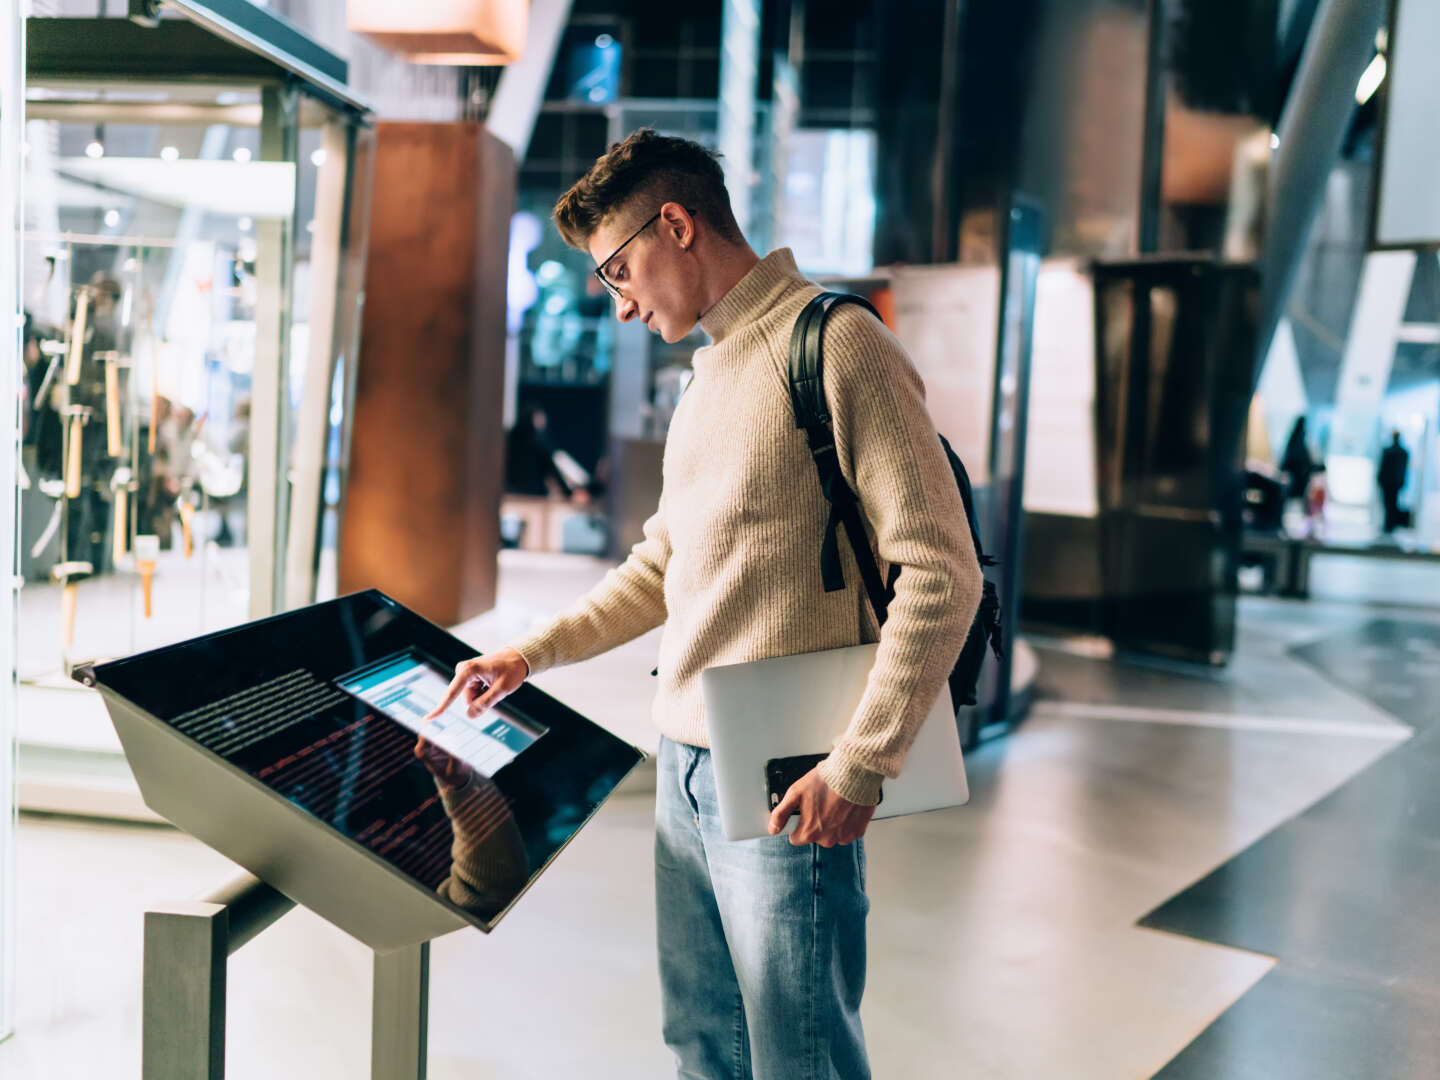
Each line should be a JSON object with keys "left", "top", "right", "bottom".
{"left": 660, "top": 202, "right": 695, "bottom": 250}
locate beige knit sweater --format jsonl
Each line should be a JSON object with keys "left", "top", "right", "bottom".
{"left": 510, "top": 249, "right": 982, "bottom": 806}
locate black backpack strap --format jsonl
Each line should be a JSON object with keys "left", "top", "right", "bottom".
{"left": 939, "top": 433, "right": 996, "bottom": 568}
{"left": 788, "top": 292, "right": 892, "bottom": 626}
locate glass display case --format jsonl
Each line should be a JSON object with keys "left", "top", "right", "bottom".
{"left": 16, "top": 9, "right": 373, "bottom": 812}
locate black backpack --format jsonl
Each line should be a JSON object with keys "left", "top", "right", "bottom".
{"left": 787, "top": 292, "right": 1004, "bottom": 709}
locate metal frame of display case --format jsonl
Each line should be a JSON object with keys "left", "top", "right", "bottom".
{"left": 126, "top": 0, "right": 360, "bottom": 111}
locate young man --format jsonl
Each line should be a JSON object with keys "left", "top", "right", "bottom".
{"left": 432, "top": 129, "right": 982, "bottom": 1078}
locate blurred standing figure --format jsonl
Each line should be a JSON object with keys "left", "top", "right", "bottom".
{"left": 505, "top": 407, "right": 576, "bottom": 499}
{"left": 1281, "top": 416, "right": 1314, "bottom": 502}
{"left": 145, "top": 399, "right": 199, "bottom": 549}
{"left": 1378, "top": 430, "right": 1410, "bottom": 534}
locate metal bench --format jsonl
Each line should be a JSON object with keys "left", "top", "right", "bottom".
{"left": 1243, "top": 531, "right": 1440, "bottom": 598}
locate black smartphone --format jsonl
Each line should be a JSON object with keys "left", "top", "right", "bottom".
{"left": 765, "top": 753, "right": 829, "bottom": 811}
{"left": 765, "top": 753, "right": 884, "bottom": 814}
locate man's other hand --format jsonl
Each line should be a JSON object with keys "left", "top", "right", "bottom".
{"left": 426, "top": 648, "right": 530, "bottom": 722}
{"left": 767, "top": 767, "right": 876, "bottom": 847}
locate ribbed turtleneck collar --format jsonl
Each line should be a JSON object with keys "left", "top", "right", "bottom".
{"left": 699, "top": 248, "right": 805, "bottom": 343}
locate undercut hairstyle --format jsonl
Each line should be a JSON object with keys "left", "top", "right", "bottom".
{"left": 553, "top": 128, "right": 744, "bottom": 250}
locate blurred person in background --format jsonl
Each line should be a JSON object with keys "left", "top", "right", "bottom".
{"left": 1378, "top": 430, "right": 1410, "bottom": 534}
{"left": 1282, "top": 416, "right": 1314, "bottom": 504}
{"left": 505, "top": 407, "right": 585, "bottom": 500}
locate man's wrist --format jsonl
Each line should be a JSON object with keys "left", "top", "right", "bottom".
{"left": 504, "top": 644, "right": 535, "bottom": 679}
{"left": 817, "top": 753, "right": 884, "bottom": 807}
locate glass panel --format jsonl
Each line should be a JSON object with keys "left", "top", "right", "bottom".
{"left": 777, "top": 128, "right": 876, "bottom": 278}
{"left": 287, "top": 118, "right": 374, "bottom": 608}
{"left": 21, "top": 93, "right": 285, "bottom": 687}
{"left": 0, "top": 0, "right": 22, "bottom": 1043}
{"left": 17, "top": 76, "right": 362, "bottom": 757}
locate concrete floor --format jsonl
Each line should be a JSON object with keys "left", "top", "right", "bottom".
{"left": 0, "top": 552, "right": 1432, "bottom": 1079}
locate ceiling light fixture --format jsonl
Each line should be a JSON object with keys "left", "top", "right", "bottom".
{"left": 347, "top": 0, "right": 527, "bottom": 65}
{"left": 1355, "top": 53, "right": 1386, "bottom": 106}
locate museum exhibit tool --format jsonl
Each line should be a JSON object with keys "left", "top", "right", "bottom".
{"left": 77, "top": 590, "right": 646, "bottom": 1080}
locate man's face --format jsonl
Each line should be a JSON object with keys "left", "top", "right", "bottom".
{"left": 588, "top": 203, "right": 702, "bottom": 343}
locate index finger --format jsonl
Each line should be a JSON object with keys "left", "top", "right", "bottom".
{"left": 425, "top": 667, "right": 473, "bottom": 721}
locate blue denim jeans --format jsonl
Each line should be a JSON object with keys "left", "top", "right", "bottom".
{"left": 655, "top": 736, "right": 871, "bottom": 1080}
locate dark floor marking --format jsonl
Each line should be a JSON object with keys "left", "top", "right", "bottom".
{"left": 1140, "top": 619, "right": 1440, "bottom": 1079}
{"left": 1152, "top": 963, "right": 1440, "bottom": 1080}
{"left": 1288, "top": 617, "right": 1440, "bottom": 732}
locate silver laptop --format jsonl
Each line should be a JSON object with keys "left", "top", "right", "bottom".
{"left": 701, "top": 643, "right": 969, "bottom": 841}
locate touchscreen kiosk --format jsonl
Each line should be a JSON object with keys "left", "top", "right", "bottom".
{"left": 78, "top": 590, "right": 645, "bottom": 951}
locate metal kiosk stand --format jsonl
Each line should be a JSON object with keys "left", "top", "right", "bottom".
{"left": 142, "top": 873, "right": 431, "bottom": 1080}
{"left": 78, "top": 590, "right": 646, "bottom": 1080}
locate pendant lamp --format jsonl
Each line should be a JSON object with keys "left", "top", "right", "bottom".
{"left": 348, "top": 0, "right": 528, "bottom": 65}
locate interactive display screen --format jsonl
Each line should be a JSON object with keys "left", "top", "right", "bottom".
{"left": 338, "top": 650, "right": 547, "bottom": 777}
{"left": 85, "top": 591, "right": 644, "bottom": 932}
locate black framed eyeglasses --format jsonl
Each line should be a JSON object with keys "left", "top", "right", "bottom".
{"left": 592, "top": 211, "right": 662, "bottom": 300}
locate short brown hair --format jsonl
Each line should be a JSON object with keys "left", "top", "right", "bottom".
{"left": 553, "top": 128, "right": 743, "bottom": 250}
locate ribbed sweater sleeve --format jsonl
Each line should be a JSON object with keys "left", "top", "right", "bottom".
{"left": 813, "top": 304, "right": 984, "bottom": 806}
{"left": 508, "top": 502, "right": 671, "bottom": 676}
{"left": 435, "top": 778, "right": 528, "bottom": 915}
